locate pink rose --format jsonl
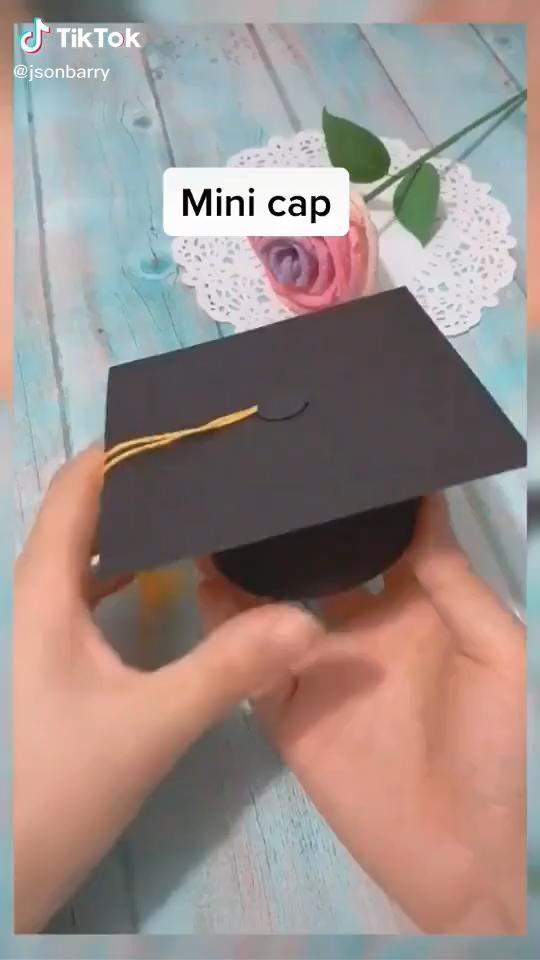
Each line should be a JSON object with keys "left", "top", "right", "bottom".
{"left": 249, "top": 193, "right": 378, "bottom": 314}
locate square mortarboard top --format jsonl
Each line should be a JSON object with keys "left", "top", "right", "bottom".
{"left": 96, "top": 287, "right": 526, "bottom": 600}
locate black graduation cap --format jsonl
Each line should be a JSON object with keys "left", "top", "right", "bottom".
{"left": 96, "top": 287, "right": 526, "bottom": 600}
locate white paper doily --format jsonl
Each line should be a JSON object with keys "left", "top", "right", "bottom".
{"left": 172, "top": 131, "right": 517, "bottom": 337}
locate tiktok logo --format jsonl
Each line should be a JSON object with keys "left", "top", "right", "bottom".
{"left": 20, "top": 17, "right": 51, "bottom": 54}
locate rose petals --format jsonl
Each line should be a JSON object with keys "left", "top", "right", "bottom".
{"left": 249, "top": 193, "right": 378, "bottom": 314}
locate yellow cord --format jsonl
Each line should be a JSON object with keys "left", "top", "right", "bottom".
{"left": 104, "top": 405, "right": 258, "bottom": 475}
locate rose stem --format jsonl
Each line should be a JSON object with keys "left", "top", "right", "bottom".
{"left": 363, "top": 88, "right": 527, "bottom": 203}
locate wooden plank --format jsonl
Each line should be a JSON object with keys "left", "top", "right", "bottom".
{"left": 13, "top": 45, "right": 67, "bottom": 543}
{"left": 144, "top": 25, "right": 298, "bottom": 168}
{"left": 65, "top": 845, "right": 138, "bottom": 934}
{"left": 361, "top": 24, "right": 526, "bottom": 285}
{"left": 254, "top": 23, "right": 431, "bottom": 145}
{"left": 474, "top": 23, "right": 527, "bottom": 87}
{"left": 44, "top": 904, "right": 77, "bottom": 933}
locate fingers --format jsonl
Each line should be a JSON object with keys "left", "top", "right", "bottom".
{"left": 23, "top": 445, "right": 104, "bottom": 596}
{"left": 317, "top": 535, "right": 427, "bottom": 631}
{"left": 408, "top": 495, "right": 464, "bottom": 586}
{"left": 410, "top": 496, "right": 524, "bottom": 667}
{"left": 137, "top": 603, "right": 325, "bottom": 766}
{"left": 420, "top": 559, "right": 525, "bottom": 667}
{"left": 197, "top": 572, "right": 307, "bottom": 734}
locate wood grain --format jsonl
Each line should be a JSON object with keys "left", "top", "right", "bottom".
{"left": 13, "top": 47, "right": 66, "bottom": 543}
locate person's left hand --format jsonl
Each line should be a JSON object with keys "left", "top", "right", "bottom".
{"left": 14, "top": 446, "right": 323, "bottom": 933}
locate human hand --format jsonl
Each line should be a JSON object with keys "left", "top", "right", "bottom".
{"left": 199, "top": 497, "right": 526, "bottom": 934}
{"left": 14, "top": 447, "right": 324, "bottom": 933}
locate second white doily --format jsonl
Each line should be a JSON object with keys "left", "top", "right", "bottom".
{"left": 171, "top": 130, "right": 517, "bottom": 337}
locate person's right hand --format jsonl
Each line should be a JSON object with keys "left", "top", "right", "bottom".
{"left": 199, "top": 497, "right": 526, "bottom": 934}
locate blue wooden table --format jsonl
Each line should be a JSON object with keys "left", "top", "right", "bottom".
{"left": 14, "top": 23, "right": 526, "bottom": 934}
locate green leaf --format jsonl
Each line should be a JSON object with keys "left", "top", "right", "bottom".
{"left": 393, "top": 162, "right": 441, "bottom": 245}
{"left": 322, "top": 107, "right": 391, "bottom": 183}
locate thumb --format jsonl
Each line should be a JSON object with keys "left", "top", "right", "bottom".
{"left": 132, "top": 603, "right": 325, "bottom": 774}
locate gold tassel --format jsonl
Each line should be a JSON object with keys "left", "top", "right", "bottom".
{"left": 104, "top": 405, "right": 258, "bottom": 475}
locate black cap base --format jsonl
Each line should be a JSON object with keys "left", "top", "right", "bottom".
{"left": 213, "top": 498, "right": 421, "bottom": 600}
